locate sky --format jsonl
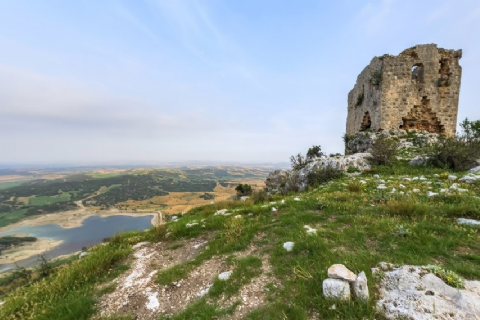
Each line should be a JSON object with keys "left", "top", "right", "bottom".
{"left": 1, "top": 0, "right": 480, "bottom": 166}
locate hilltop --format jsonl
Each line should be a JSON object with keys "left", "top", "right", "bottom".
{"left": 0, "top": 132, "right": 479, "bottom": 319}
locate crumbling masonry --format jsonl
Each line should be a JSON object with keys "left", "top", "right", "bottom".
{"left": 346, "top": 44, "right": 462, "bottom": 137}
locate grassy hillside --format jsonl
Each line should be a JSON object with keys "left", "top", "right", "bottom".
{"left": 0, "top": 161, "right": 478, "bottom": 319}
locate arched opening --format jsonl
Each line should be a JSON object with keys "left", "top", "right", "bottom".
{"left": 360, "top": 112, "right": 371, "bottom": 131}
{"left": 411, "top": 63, "right": 424, "bottom": 83}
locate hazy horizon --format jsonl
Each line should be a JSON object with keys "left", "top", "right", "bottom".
{"left": 2, "top": 1, "right": 480, "bottom": 164}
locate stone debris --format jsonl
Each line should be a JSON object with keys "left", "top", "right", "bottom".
{"left": 426, "top": 191, "right": 438, "bottom": 197}
{"left": 409, "top": 156, "right": 428, "bottom": 166}
{"left": 377, "top": 184, "right": 387, "bottom": 189}
{"left": 448, "top": 174, "right": 458, "bottom": 181}
{"left": 234, "top": 215, "right": 242, "bottom": 219}
{"left": 399, "top": 184, "right": 406, "bottom": 189}
{"left": 240, "top": 196, "right": 250, "bottom": 201}
{"left": 271, "top": 207, "right": 277, "bottom": 212}
{"left": 323, "top": 264, "right": 368, "bottom": 301}
{"left": 373, "top": 265, "right": 480, "bottom": 320}
{"left": 283, "top": 242, "right": 294, "bottom": 252}
{"left": 402, "top": 177, "right": 412, "bottom": 181}
{"left": 79, "top": 252, "right": 89, "bottom": 259}
{"left": 327, "top": 264, "right": 357, "bottom": 282}
{"left": 294, "top": 197, "right": 301, "bottom": 201}
{"left": 457, "top": 218, "right": 480, "bottom": 226}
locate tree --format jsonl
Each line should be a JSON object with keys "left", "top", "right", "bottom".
{"left": 306, "top": 145, "right": 323, "bottom": 159}
{"left": 235, "top": 184, "right": 253, "bottom": 197}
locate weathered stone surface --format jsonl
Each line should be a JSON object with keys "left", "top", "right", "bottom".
{"left": 346, "top": 44, "right": 462, "bottom": 140}
{"left": 322, "top": 278, "right": 351, "bottom": 300}
{"left": 327, "top": 264, "right": 357, "bottom": 282}
{"left": 265, "top": 154, "right": 371, "bottom": 193}
{"left": 373, "top": 265, "right": 480, "bottom": 320}
{"left": 459, "top": 175, "right": 478, "bottom": 183}
{"left": 409, "top": 155, "right": 429, "bottom": 166}
{"left": 353, "top": 271, "right": 369, "bottom": 301}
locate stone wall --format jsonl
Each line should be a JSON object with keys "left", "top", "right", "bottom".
{"left": 346, "top": 44, "right": 462, "bottom": 137}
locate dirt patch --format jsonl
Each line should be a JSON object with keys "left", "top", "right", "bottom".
{"left": 217, "top": 254, "right": 280, "bottom": 320}
{"left": 97, "top": 235, "right": 221, "bottom": 319}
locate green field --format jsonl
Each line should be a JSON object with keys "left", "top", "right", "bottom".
{"left": 28, "top": 193, "right": 71, "bottom": 206}
{"left": 0, "top": 181, "right": 28, "bottom": 190}
{"left": 0, "top": 209, "right": 27, "bottom": 228}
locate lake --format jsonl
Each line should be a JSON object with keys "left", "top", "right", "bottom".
{"left": 0, "top": 215, "right": 153, "bottom": 272}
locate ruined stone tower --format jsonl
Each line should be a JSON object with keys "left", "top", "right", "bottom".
{"left": 346, "top": 44, "right": 462, "bottom": 137}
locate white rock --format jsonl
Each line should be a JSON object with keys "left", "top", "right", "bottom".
{"left": 186, "top": 222, "right": 199, "bottom": 228}
{"left": 198, "top": 284, "right": 213, "bottom": 297}
{"left": 359, "top": 180, "right": 367, "bottom": 184}
{"left": 409, "top": 156, "right": 428, "bottom": 166}
{"left": 145, "top": 291, "right": 160, "bottom": 310}
{"left": 373, "top": 174, "right": 380, "bottom": 178}
{"left": 234, "top": 215, "right": 242, "bottom": 219}
{"left": 448, "top": 174, "right": 458, "bottom": 181}
{"left": 132, "top": 242, "right": 150, "bottom": 250}
{"left": 376, "top": 179, "right": 385, "bottom": 184}
{"left": 327, "top": 264, "right": 357, "bottom": 282}
{"left": 412, "top": 177, "right": 419, "bottom": 180}
{"left": 374, "top": 265, "right": 480, "bottom": 320}
{"left": 214, "top": 209, "right": 228, "bottom": 216}
{"left": 399, "top": 184, "right": 406, "bottom": 189}
{"left": 269, "top": 201, "right": 276, "bottom": 204}
{"left": 79, "top": 252, "right": 89, "bottom": 259}
{"left": 218, "top": 270, "right": 233, "bottom": 281}
{"left": 281, "top": 199, "right": 285, "bottom": 204}
{"left": 427, "top": 191, "right": 438, "bottom": 197}
{"left": 459, "top": 175, "right": 478, "bottom": 183}
{"left": 353, "top": 271, "right": 369, "bottom": 301}
{"left": 469, "top": 166, "right": 480, "bottom": 174}
{"left": 272, "top": 207, "right": 277, "bottom": 212}
{"left": 457, "top": 218, "right": 480, "bottom": 226}
{"left": 294, "top": 197, "right": 301, "bottom": 201}
{"left": 283, "top": 241, "right": 294, "bottom": 252}
{"left": 434, "top": 174, "right": 440, "bottom": 177}
{"left": 304, "top": 225, "right": 317, "bottom": 235}
{"left": 391, "top": 188, "right": 396, "bottom": 193}
{"left": 402, "top": 177, "right": 412, "bottom": 181}
{"left": 377, "top": 184, "right": 387, "bottom": 189}
{"left": 412, "top": 189, "right": 420, "bottom": 193}
{"left": 323, "top": 278, "right": 351, "bottom": 300}
{"left": 170, "top": 215, "right": 178, "bottom": 221}
{"left": 240, "top": 196, "right": 250, "bottom": 201}
{"left": 419, "top": 176, "right": 427, "bottom": 181}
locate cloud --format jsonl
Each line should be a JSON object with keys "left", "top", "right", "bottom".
{"left": 0, "top": 65, "right": 226, "bottom": 139}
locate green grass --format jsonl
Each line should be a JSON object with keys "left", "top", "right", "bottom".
{"left": 28, "top": 193, "right": 71, "bottom": 206}
{"left": 0, "top": 181, "right": 29, "bottom": 190}
{"left": 1, "top": 162, "right": 479, "bottom": 319}
{"left": 0, "top": 209, "right": 28, "bottom": 227}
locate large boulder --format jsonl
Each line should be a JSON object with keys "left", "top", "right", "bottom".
{"left": 373, "top": 265, "right": 480, "bottom": 319}
{"left": 265, "top": 169, "right": 289, "bottom": 194}
{"left": 322, "top": 278, "right": 351, "bottom": 300}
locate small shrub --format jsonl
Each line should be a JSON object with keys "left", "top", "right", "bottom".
{"left": 427, "top": 136, "right": 480, "bottom": 171}
{"left": 368, "top": 136, "right": 399, "bottom": 166}
{"left": 425, "top": 265, "right": 465, "bottom": 288}
{"left": 355, "top": 92, "right": 364, "bottom": 107}
{"left": 250, "top": 189, "right": 272, "bottom": 204}
{"left": 235, "top": 184, "right": 253, "bottom": 197}
{"left": 347, "top": 181, "right": 361, "bottom": 192}
{"left": 386, "top": 199, "right": 428, "bottom": 218}
{"left": 306, "top": 166, "right": 343, "bottom": 188}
